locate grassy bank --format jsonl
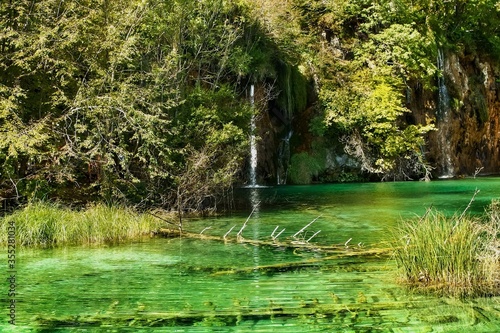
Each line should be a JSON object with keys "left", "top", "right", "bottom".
{"left": 392, "top": 200, "right": 499, "bottom": 297}
{"left": 0, "top": 202, "right": 166, "bottom": 247}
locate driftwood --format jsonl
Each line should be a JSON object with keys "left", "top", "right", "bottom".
{"left": 153, "top": 214, "right": 393, "bottom": 278}
{"left": 155, "top": 227, "right": 388, "bottom": 254}
{"left": 155, "top": 227, "right": 391, "bottom": 277}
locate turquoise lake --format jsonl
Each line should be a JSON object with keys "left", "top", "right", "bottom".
{"left": 2, "top": 177, "right": 499, "bottom": 332}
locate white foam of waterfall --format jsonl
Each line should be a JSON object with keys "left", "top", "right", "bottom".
{"left": 249, "top": 84, "right": 258, "bottom": 186}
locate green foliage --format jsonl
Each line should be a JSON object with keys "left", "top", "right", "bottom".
{"left": 287, "top": 0, "right": 446, "bottom": 179}
{"left": 357, "top": 23, "right": 437, "bottom": 87}
{"left": 288, "top": 152, "right": 324, "bottom": 184}
{"left": 276, "top": 63, "right": 308, "bottom": 117}
{"left": 0, "top": 201, "right": 164, "bottom": 246}
{"left": 321, "top": 71, "right": 434, "bottom": 178}
{"left": 280, "top": 0, "right": 500, "bottom": 180}
{"left": 392, "top": 202, "right": 499, "bottom": 297}
{"left": 0, "top": 0, "right": 282, "bottom": 208}
{"left": 2, "top": 0, "right": 500, "bottom": 205}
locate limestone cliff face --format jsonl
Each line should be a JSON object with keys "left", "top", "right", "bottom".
{"left": 410, "top": 50, "right": 500, "bottom": 177}
{"left": 250, "top": 51, "right": 500, "bottom": 185}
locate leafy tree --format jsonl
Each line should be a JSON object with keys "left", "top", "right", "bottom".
{"left": 276, "top": 0, "right": 442, "bottom": 180}
{"left": 0, "top": 0, "right": 279, "bottom": 208}
{"left": 321, "top": 70, "right": 434, "bottom": 180}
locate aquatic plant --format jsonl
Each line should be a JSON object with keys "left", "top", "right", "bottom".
{"left": 392, "top": 200, "right": 499, "bottom": 297}
{"left": 0, "top": 201, "right": 164, "bottom": 246}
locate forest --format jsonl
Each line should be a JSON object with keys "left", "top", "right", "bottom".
{"left": 2, "top": 0, "right": 500, "bottom": 211}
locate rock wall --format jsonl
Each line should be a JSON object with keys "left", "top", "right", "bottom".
{"left": 250, "top": 50, "right": 500, "bottom": 185}
{"left": 410, "top": 50, "right": 500, "bottom": 177}
{"left": 247, "top": 84, "right": 290, "bottom": 185}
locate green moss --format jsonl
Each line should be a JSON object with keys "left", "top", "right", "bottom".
{"left": 276, "top": 62, "right": 308, "bottom": 117}
{"left": 473, "top": 92, "right": 489, "bottom": 124}
{"left": 289, "top": 152, "right": 324, "bottom": 184}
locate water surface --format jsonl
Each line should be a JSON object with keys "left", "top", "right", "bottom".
{"left": 2, "top": 178, "right": 499, "bottom": 332}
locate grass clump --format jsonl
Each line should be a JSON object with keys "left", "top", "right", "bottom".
{"left": 0, "top": 201, "right": 165, "bottom": 247}
{"left": 392, "top": 201, "right": 499, "bottom": 297}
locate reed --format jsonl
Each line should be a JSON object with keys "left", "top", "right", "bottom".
{"left": 0, "top": 201, "right": 164, "bottom": 247}
{"left": 392, "top": 201, "right": 499, "bottom": 297}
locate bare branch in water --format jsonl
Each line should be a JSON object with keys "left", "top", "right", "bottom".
{"left": 200, "top": 226, "right": 212, "bottom": 234}
{"left": 293, "top": 216, "right": 322, "bottom": 238}
{"left": 474, "top": 167, "right": 484, "bottom": 179}
{"left": 271, "top": 226, "right": 279, "bottom": 238}
{"left": 307, "top": 230, "right": 321, "bottom": 243}
{"left": 237, "top": 203, "right": 260, "bottom": 239}
{"left": 224, "top": 225, "right": 236, "bottom": 239}
{"left": 272, "top": 228, "right": 286, "bottom": 241}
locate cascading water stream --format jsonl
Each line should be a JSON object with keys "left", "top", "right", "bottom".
{"left": 437, "top": 48, "right": 455, "bottom": 178}
{"left": 249, "top": 84, "right": 258, "bottom": 187}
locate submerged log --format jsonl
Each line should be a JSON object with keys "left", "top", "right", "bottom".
{"left": 210, "top": 248, "right": 392, "bottom": 276}
{"left": 155, "top": 227, "right": 391, "bottom": 255}
{"left": 155, "top": 228, "right": 391, "bottom": 276}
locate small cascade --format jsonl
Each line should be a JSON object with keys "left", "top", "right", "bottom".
{"left": 249, "top": 84, "right": 258, "bottom": 187}
{"left": 277, "top": 129, "right": 292, "bottom": 185}
{"left": 437, "top": 49, "right": 450, "bottom": 118}
{"left": 436, "top": 48, "right": 455, "bottom": 178}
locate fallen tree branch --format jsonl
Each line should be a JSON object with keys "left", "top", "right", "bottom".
{"left": 293, "top": 215, "right": 322, "bottom": 238}
{"left": 223, "top": 225, "right": 236, "bottom": 239}
{"left": 307, "top": 230, "right": 321, "bottom": 243}
{"left": 155, "top": 228, "right": 390, "bottom": 256}
{"left": 272, "top": 228, "right": 286, "bottom": 241}
{"left": 237, "top": 202, "right": 259, "bottom": 239}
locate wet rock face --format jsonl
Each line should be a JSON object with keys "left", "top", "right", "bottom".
{"left": 244, "top": 84, "right": 289, "bottom": 185}
{"left": 410, "top": 50, "right": 500, "bottom": 177}
{"left": 251, "top": 51, "right": 499, "bottom": 184}
{"left": 255, "top": 105, "right": 281, "bottom": 184}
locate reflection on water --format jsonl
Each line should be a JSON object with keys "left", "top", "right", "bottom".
{"left": 230, "top": 177, "right": 500, "bottom": 245}
{"left": 251, "top": 188, "right": 261, "bottom": 288}
{"left": 1, "top": 178, "right": 499, "bottom": 332}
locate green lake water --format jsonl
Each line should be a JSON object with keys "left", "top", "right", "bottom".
{"left": 2, "top": 178, "right": 500, "bottom": 332}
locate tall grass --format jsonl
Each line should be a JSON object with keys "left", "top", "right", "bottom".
{"left": 392, "top": 201, "right": 499, "bottom": 297}
{"left": 0, "top": 202, "right": 165, "bottom": 247}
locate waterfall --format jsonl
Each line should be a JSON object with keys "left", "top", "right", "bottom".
{"left": 436, "top": 48, "right": 454, "bottom": 178}
{"left": 249, "top": 84, "right": 258, "bottom": 187}
{"left": 437, "top": 49, "right": 450, "bottom": 118}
